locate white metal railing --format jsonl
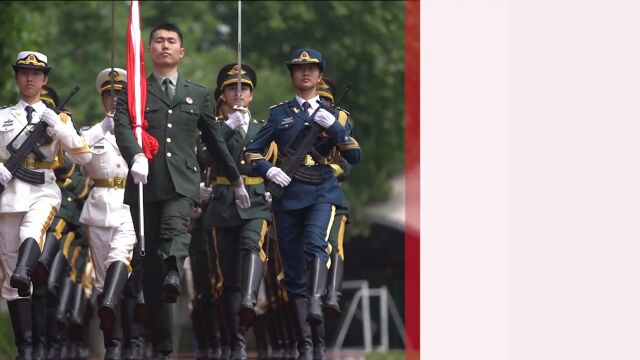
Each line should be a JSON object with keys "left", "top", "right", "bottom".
{"left": 332, "top": 280, "right": 407, "bottom": 352}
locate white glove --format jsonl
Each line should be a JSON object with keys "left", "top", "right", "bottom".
{"left": 130, "top": 153, "right": 148, "bottom": 184}
{"left": 41, "top": 108, "right": 62, "bottom": 129}
{"left": 101, "top": 115, "right": 114, "bottom": 133}
{"left": 224, "top": 111, "right": 247, "bottom": 130}
{"left": 266, "top": 167, "right": 291, "bottom": 187}
{"left": 232, "top": 179, "right": 251, "bottom": 209}
{"left": 0, "top": 164, "right": 12, "bottom": 187}
{"left": 314, "top": 108, "right": 336, "bottom": 128}
{"left": 199, "top": 182, "right": 212, "bottom": 202}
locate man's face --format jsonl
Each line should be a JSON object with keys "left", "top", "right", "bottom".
{"left": 15, "top": 69, "right": 47, "bottom": 100}
{"left": 148, "top": 29, "right": 184, "bottom": 67}
{"left": 222, "top": 83, "right": 253, "bottom": 109}
{"left": 101, "top": 89, "right": 121, "bottom": 114}
{"left": 291, "top": 64, "right": 322, "bottom": 91}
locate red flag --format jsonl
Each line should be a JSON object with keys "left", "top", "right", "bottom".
{"left": 127, "top": 0, "right": 158, "bottom": 160}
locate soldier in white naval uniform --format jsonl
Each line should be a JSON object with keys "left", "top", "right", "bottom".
{"left": 79, "top": 67, "right": 137, "bottom": 359}
{"left": 0, "top": 51, "right": 91, "bottom": 359}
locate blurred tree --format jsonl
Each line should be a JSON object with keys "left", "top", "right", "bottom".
{"left": 0, "top": 1, "right": 405, "bottom": 236}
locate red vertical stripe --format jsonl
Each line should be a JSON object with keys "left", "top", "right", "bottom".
{"left": 405, "top": 0, "right": 420, "bottom": 359}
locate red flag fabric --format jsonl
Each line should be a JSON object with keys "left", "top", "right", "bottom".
{"left": 126, "top": 0, "right": 158, "bottom": 160}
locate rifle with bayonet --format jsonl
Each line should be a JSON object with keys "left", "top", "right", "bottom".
{"left": 265, "top": 84, "right": 352, "bottom": 200}
{"left": 0, "top": 86, "right": 79, "bottom": 194}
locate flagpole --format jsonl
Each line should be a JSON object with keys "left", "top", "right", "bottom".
{"left": 236, "top": 0, "right": 242, "bottom": 110}
{"left": 129, "top": 0, "right": 145, "bottom": 256}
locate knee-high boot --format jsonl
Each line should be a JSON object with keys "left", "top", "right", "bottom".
{"left": 8, "top": 298, "right": 33, "bottom": 360}
{"left": 101, "top": 294, "right": 123, "bottom": 360}
{"left": 46, "top": 251, "right": 67, "bottom": 306}
{"left": 310, "top": 322, "right": 326, "bottom": 360}
{"left": 98, "top": 261, "right": 129, "bottom": 330}
{"left": 323, "top": 251, "right": 343, "bottom": 318}
{"left": 306, "top": 258, "right": 328, "bottom": 326}
{"left": 288, "top": 296, "right": 312, "bottom": 360}
{"left": 225, "top": 291, "right": 246, "bottom": 360}
{"left": 11, "top": 238, "right": 42, "bottom": 297}
{"left": 33, "top": 231, "right": 60, "bottom": 286}
{"left": 239, "top": 253, "right": 264, "bottom": 328}
{"left": 31, "top": 284, "right": 48, "bottom": 360}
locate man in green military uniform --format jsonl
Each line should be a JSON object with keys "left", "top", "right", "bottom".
{"left": 201, "top": 63, "right": 274, "bottom": 360}
{"left": 114, "top": 23, "right": 249, "bottom": 358}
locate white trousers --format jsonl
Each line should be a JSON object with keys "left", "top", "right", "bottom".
{"left": 0, "top": 204, "right": 57, "bottom": 300}
{"left": 86, "top": 220, "right": 136, "bottom": 293}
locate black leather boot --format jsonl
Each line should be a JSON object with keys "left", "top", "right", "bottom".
{"left": 306, "top": 258, "right": 328, "bottom": 326}
{"left": 46, "top": 251, "right": 68, "bottom": 305}
{"left": 33, "top": 230, "right": 61, "bottom": 286}
{"left": 8, "top": 298, "right": 33, "bottom": 360}
{"left": 69, "top": 281, "right": 87, "bottom": 327}
{"left": 11, "top": 237, "right": 42, "bottom": 297}
{"left": 46, "top": 300, "right": 61, "bottom": 359}
{"left": 103, "top": 302, "right": 124, "bottom": 360}
{"left": 225, "top": 291, "right": 246, "bottom": 360}
{"left": 311, "top": 322, "right": 326, "bottom": 360}
{"left": 238, "top": 253, "right": 264, "bottom": 328}
{"left": 161, "top": 256, "right": 181, "bottom": 303}
{"left": 288, "top": 296, "right": 313, "bottom": 360}
{"left": 121, "top": 292, "right": 145, "bottom": 360}
{"left": 31, "top": 284, "right": 48, "bottom": 360}
{"left": 56, "top": 276, "right": 73, "bottom": 325}
{"left": 323, "top": 251, "right": 343, "bottom": 318}
{"left": 98, "top": 261, "right": 129, "bottom": 330}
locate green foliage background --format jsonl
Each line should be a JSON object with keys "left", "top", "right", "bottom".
{"left": 0, "top": 1, "right": 405, "bottom": 236}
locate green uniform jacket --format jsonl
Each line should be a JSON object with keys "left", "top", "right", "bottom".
{"left": 114, "top": 74, "right": 240, "bottom": 204}
{"left": 203, "top": 117, "right": 271, "bottom": 229}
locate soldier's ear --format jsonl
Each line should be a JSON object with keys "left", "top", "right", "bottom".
{"left": 43, "top": 75, "right": 48, "bottom": 86}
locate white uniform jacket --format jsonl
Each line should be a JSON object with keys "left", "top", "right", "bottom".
{"left": 0, "top": 100, "right": 91, "bottom": 213}
{"left": 79, "top": 122, "right": 131, "bottom": 228}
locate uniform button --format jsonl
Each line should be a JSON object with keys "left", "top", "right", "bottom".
{"left": 240, "top": 160, "right": 246, "bottom": 165}
{"left": 117, "top": 164, "right": 121, "bottom": 168}
{"left": 193, "top": 166, "right": 197, "bottom": 172}
{"left": 167, "top": 138, "right": 172, "bottom": 143}
{"left": 67, "top": 197, "right": 72, "bottom": 202}
{"left": 168, "top": 109, "right": 173, "bottom": 114}
{"left": 168, "top": 123, "right": 173, "bottom": 128}
{"left": 167, "top": 152, "right": 172, "bottom": 158}
{"left": 242, "top": 146, "right": 246, "bottom": 151}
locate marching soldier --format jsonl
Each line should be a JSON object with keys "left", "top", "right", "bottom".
{"left": 79, "top": 67, "right": 138, "bottom": 358}
{"left": 0, "top": 51, "right": 91, "bottom": 359}
{"left": 114, "top": 23, "right": 249, "bottom": 358}
{"left": 244, "top": 48, "right": 361, "bottom": 359}
{"left": 201, "top": 63, "right": 273, "bottom": 360}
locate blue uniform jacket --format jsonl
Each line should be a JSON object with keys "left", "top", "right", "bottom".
{"left": 245, "top": 98, "right": 361, "bottom": 211}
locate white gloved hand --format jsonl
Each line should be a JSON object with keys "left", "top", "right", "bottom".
{"left": 224, "top": 111, "right": 248, "bottom": 130}
{"left": 266, "top": 167, "right": 291, "bottom": 187}
{"left": 130, "top": 153, "right": 148, "bottom": 184}
{"left": 199, "top": 182, "right": 212, "bottom": 202}
{"left": 314, "top": 108, "right": 336, "bottom": 128}
{"left": 0, "top": 164, "right": 12, "bottom": 187}
{"left": 101, "top": 115, "right": 114, "bottom": 133}
{"left": 41, "top": 108, "right": 62, "bottom": 129}
{"left": 232, "top": 179, "right": 251, "bottom": 209}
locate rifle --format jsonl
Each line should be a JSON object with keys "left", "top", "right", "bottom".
{"left": 265, "top": 84, "right": 352, "bottom": 200}
{"left": 0, "top": 86, "right": 79, "bottom": 194}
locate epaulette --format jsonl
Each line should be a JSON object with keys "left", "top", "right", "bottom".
{"left": 186, "top": 79, "right": 206, "bottom": 89}
{"left": 0, "top": 105, "right": 9, "bottom": 110}
{"left": 257, "top": 118, "right": 266, "bottom": 123}
{"left": 80, "top": 126, "right": 92, "bottom": 133}
{"left": 269, "top": 101, "right": 288, "bottom": 110}
{"left": 335, "top": 106, "right": 351, "bottom": 116}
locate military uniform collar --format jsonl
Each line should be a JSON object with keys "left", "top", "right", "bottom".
{"left": 17, "top": 99, "right": 47, "bottom": 114}
{"left": 295, "top": 95, "right": 320, "bottom": 113}
{"left": 153, "top": 72, "right": 179, "bottom": 87}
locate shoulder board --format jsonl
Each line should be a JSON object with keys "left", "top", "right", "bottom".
{"left": 80, "top": 126, "right": 92, "bottom": 132}
{"left": 60, "top": 112, "right": 70, "bottom": 124}
{"left": 269, "top": 101, "right": 288, "bottom": 110}
{"left": 186, "top": 79, "right": 206, "bottom": 89}
{"left": 257, "top": 118, "right": 266, "bottom": 123}
{"left": 336, "top": 106, "right": 351, "bottom": 116}
{"left": 0, "top": 105, "right": 9, "bottom": 110}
